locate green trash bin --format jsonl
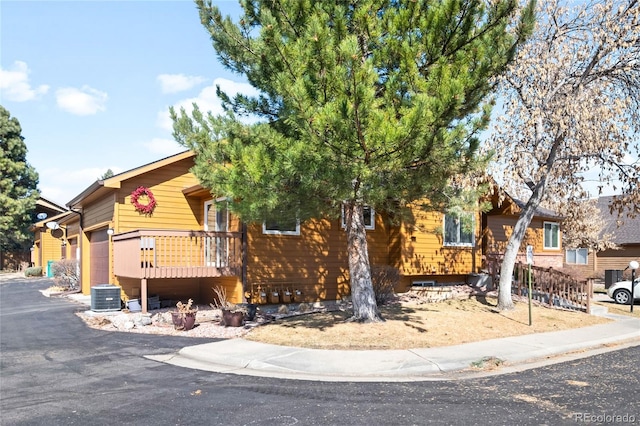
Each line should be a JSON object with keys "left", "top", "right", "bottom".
{"left": 47, "top": 260, "right": 55, "bottom": 277}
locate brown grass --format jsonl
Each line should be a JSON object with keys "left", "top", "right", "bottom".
{"left": 244, "top": 295, "right": 612, "bottom": 350}
{"left": 592, "top": 299, "right": 640, "bottom": 319}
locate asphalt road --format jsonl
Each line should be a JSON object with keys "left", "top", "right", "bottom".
{"left": 1, "top": 277, "right": 639, "bottom": 426}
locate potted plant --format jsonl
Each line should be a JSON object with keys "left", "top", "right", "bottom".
{"left": 171, "top": 299, "right": 198, "bottom": 331}
{"left": 211, "top": 286, "right": 248, "bottom": 327}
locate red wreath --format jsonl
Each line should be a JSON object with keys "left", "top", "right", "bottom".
{"left": 131, "top": 186, "right": 157, "bottom": 215}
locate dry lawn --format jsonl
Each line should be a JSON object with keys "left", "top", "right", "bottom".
{"left": 592, "top": 299, "right": 640, "bottom": 319}
{"left": 245, "top": 294, "right": 612, "bottom": 350}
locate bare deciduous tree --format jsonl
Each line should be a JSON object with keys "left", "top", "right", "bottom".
{"left": 486, "top": 0, "right": 640, "bottom": 310}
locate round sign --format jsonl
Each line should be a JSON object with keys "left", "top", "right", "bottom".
{"left": 36, "top": 212, "right": 48, "bottom": 220}
{"left": 51, "top": 228, "right": 64, "bottom": 239}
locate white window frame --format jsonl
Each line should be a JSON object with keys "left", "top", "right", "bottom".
{"left": 262, "top": 218, "right": 300, "bottom": 235}
{"left": 443, "top": 212, "right": 474, "bottom": 247}
{"left": 204, "top": 199, "right": 230, "bottom": 267}
{"left": 543, "top": 221, "right": 560, "bottom": 250}
{"left": 566, "top": 248, "right": 588, "bottom": 265}
{"left": 341, "top": 204, "right": 375, "bottom": 230}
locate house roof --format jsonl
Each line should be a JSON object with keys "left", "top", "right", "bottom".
{"left": 510, "top": 197, "right": 561, "bottom": 219}
{"left": 486, "top": 186, "right": 561, "bottom": 219}
{"left": 597, "top": 196, "right": 640, "bottom": 245}
{"left": 31, "top": 210, "right": 79, "bottom": 232}
{"left": 66, "top": 150, "right": 195, "bottom": 208}
{"left": 37, "top": 197, "right": 68, "bottom": 214}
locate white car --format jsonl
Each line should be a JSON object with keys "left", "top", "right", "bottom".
{"left": 607, "top": 278, "right": 640, "bottom": 305}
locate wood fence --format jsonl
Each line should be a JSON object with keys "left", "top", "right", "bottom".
{"left": 511, "top": 262, "right": 592, "bottom": 313}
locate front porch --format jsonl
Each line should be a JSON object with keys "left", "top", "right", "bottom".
{"left": 112, "top": 229, "right": 245, "bottom": 312}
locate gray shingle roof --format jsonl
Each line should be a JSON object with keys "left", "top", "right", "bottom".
{"left": 597, "top": 196, "right": 640, "bottom": 245}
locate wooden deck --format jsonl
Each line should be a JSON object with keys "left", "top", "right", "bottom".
{"left": 112, "top": 229, "right": 244, "bottom": 280}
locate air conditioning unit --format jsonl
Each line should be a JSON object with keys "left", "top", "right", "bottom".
{"left": 91, "top": 284, "right": 121, "bottom": 312}
{"left": 412, "top": 280, "right": 437, "bottom": 288}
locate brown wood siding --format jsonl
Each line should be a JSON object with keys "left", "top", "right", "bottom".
{"left": 68, "top": 238, "right": 78, "bottom": 260}
{"left": 83, "top": 194, "right": 115, "bottom": 229}
{"left": 115, "top": 159, "right": 202, "bottom": 233}
{"left": 90, "top": 229, "right": 110, "bottom": 285}
{"left": 595, "top": 245, "right": 640, "bottom": 273}
{"left": 65, "top": 219, "right": 80, "bottom": 237}
{"left": 246, "top": 214, "right": 391, "bottom": 302}
{"left": 484, "top": 215, "right": 563, "bottom": 268}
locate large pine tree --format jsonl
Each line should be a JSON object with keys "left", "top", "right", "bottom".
{"left": 0, "top": 106, "right": 39, "bottom": 251}
{"left": 172, "top": 0, "right": 534, "bottom": 322}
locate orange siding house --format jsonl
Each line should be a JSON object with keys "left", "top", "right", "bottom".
{"left": 51, "top": 150, "right": 492, "bottom": 312}
{"left": 64, "top": 151, "right": 243, "bottom": 311}
{"left": 3, "top": 197, "right": 66, "bottom": 272}
{"left": 32, "top": 210, "right": 80, "bottom": 276}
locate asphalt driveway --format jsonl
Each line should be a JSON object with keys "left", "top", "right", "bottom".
{"left": 2, "top": 275, "right": 638, "bottom": 426}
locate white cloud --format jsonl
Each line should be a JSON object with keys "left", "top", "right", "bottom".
{"left": 157, "top": 73, "right": 207, "bottom": 94}
{"left": 39, "top": 166, "right": 124, "bottom": 205}
{"left": 0, "top": 61, "right": 49, "bottom": 102}
{"left": 56, "top": 85, "right": 108, "bottom": 115}
{"left": 143, "top": 137, "right": 184, "bottom": 156}
{"left": 157, "top": 78, "right": 260, "bottom": 132}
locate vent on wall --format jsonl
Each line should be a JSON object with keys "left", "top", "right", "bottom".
{"left": 412, "top": 280, "right": 437, "bottom": 287}
{"left": 91, "top": 284, "right": 121, "bottom": 312}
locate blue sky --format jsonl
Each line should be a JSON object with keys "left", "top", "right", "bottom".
{"left": 1, "top": 0, "right": 251, "bottom": 206}
{"left": 1, "top": 0, "right": 631, "bottom": 207}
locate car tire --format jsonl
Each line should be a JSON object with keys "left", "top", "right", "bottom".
{"left": 613, "top": 289, "right": 631, "bottom": 305}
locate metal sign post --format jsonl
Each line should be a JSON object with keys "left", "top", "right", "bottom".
{"left": 526, "top": 246, "right": 533, "bottom": 326}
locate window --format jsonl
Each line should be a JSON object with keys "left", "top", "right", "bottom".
{"left": 543, "top": 222, "right": 560, "bottom": 249}
{"left": 566, "top": 248, "right": 588, "bottom": 265}
{"left": 341, "top": 204, "right": 375, "bottom": 230}
{"left": 443, "top": 213, "right": 474, "bottom": 246}
{"left": 262, "top": 217, "right": 300, "bottom": 235}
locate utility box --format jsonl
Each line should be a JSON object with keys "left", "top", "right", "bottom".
{"left": 91, "top": 284, "right": 121, "bottom": 312}
{"left": 604, "top": 270, "right": 623, "bottom": 289}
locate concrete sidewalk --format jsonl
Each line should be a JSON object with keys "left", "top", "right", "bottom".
{"left": 51, "top": 285, "right": 640, "bottom": 382}
{"left": 148, "top": 313, "right": 640, "bottom": 382}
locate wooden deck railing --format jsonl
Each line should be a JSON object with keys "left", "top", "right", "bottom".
{"left": 483, "top": 257, "right": 591, "bottom": 313}
{"left": 511, "top": 262, "right": 591, "bottom": 313}
{"left": 112, "top": 229, "right": 244, "bottom": 279}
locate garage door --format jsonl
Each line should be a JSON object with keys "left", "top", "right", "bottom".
{"left": 69, "top": 238, "right": 78, "bottom": 260}
{"left": 90, "top": 229, "right": 110, "bottom": 286}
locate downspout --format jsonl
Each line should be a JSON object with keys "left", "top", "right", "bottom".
{"left": 242, "top": 222, "right": 248, "bottom": 303}
{"left": 70, "top": 208, "right": 83, "bottom": 289}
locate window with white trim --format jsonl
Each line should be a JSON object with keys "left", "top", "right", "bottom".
{"left": 262, "top": 217, "right": 300, "bottom": 235}
{"left": 543, "top": 222, "right": 560, "bottom": 249}
{"left": 566, "top": 248, "right": 588, "bottom": 265}
{"left": 341, "top": 204, "right": 375, "bottom": 230}
{"left": 443, "top": 212, "right": 474, "bottom": 246}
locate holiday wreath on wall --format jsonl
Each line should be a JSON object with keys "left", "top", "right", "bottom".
{"left": 131, "top": 186, "right": 157, "bottom": 215}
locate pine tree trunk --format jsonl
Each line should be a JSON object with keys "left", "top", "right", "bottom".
{"left": 344, "top": 202, "right": 384, "bottom": 322}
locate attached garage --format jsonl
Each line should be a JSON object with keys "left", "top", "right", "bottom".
{"left": 90, "top": 229, "right": 110, "bottom": 286}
